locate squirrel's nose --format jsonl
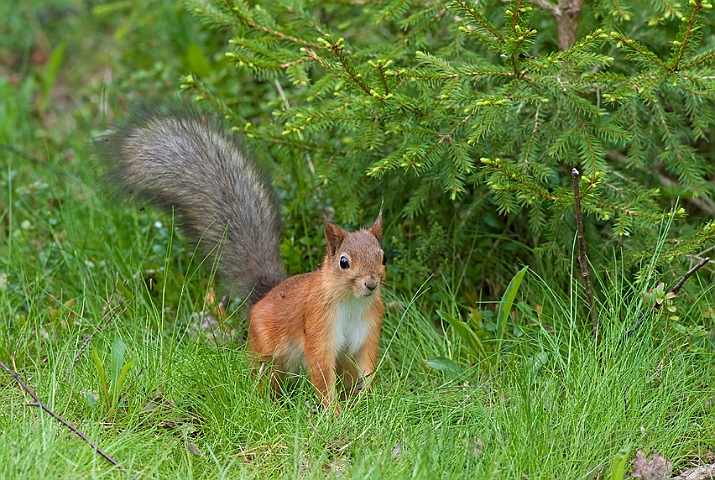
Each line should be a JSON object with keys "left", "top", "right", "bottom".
{"left": 365, "top": 278, "right": 378, "bottom": 291}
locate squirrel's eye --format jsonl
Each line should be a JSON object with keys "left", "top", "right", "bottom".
{"left": 382, "top": 253, "right": 387, "bottom": 265}
{"left": 339, "top": 256, "right": 350, "bottom": 269}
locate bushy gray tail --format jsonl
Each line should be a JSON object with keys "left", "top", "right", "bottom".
{"left": 95, "top": 105, "right": 285, "bottom": 305}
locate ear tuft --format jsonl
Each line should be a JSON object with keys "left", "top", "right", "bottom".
{"left": 369, "top": 208, "right": 383, "bottom": 243}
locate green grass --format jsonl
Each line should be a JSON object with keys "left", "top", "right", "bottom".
{"left": 2, "top": 1, "right": 715, "bottom": 479}
{"left": 2, "top": 248, "right": 714, "bottom": 479}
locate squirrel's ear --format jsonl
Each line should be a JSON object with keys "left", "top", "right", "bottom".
{"left": 369, "top": 208, "right": 383, "bottom": 243}
{"left": 324, "top": 219, "right": 347, "bottom": 257}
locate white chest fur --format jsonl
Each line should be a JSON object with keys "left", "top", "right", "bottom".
{"left": 334, "top": 298, "right": 372, "bottom": 356}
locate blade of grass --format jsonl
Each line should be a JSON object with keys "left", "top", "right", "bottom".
{"left": 496, "top": 265, "right": 528, "bottom": 364}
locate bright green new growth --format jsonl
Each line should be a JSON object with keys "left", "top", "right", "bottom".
{"left": 495, "top": 265, "right": 528, "bottom": 362}
{"left": 90, "top": 338, "right": 137, "bottom": 415}
{"left": 610, "top": 445, "right": 631, "bottom": 480}
{"left": 610, "top": 443, "right": 633, "bottom": 480}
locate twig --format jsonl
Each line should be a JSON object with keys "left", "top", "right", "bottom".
{"left": 0, "top": 359, "right": 132, "bottom": 476}
{"left": 330, "top": 43, "right": 373, "bottom": 97}
{"left": 670, "top": 257, "right": 710, "bottom": 295}
{"left": 0, "top": 144, "right": 43, "bottom": 164}
{"left": 572, "top": 168, "right": 599, "bottom": 343}
{"left": 305, "top": 401, "right": 330, "bottom": 446}
{"left": 620, "top": 257, "right": 711, "bottom": 344}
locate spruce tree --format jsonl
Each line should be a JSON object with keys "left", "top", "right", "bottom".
{"left": 184, "top": 0, "right": 715, "bottom": 298}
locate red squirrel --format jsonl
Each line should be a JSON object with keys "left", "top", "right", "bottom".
{"left": 250, "top": 216, "right": 385, "bottom": 411}
{"left": 96, "top": 104, "right": 386, "bottom": 412}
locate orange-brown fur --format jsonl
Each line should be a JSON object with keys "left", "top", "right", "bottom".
{"left": 248, "top": 215, "right": 385, "bottom": 413}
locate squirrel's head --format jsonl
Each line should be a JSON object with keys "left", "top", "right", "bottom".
{"left": 323, "top": 212, "right": 386, "bottom": 299}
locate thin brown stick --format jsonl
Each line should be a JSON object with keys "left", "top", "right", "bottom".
{"left": 305, "top": 401, "right": 330, "bottom": 446}
{"left": 0, "top": 143, "right": 43, "bottom": 164}
{"left": 620, "top": 257, "right": 711, "bottom": 344}
{"left": 0, "top": 359, "right": 132, "bottom": 475}
{"left": 669, "top": 257, "right": 711, "bottom": 295}
{"left": 572, "top": 168, "right": 599, "bottom": 342}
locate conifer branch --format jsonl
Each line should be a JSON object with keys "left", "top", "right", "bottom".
{"left": 190, "top": 0, "right": 715, "bottom": 278}
{"left": 303, "top": 40, "right": 374, "bottom": 97}
{"left": 453, "top": 0, "right": 506, "bottom": 44}
{"left": 660, "top": 0, "right": 684, "bottom": 18}
{"left": 608, "top": 0, "right": 630, "bottom": 19}
{"left": 280, "top": 57, "right": 311, "bottom": 69}
{"left": 182, "top": 76, "right": 244, "bottom": 125}
{"left": 519, "top": 105, "right": 542, "bottom": 168}
{"left": 509, "top": 0, "right": 525, "bottom": 31}
{"left": 187, "top": 0, "right": 234, "bottom": 27}
{"left": 393, "top": 67, "right": 513, "bottom": 80}
{"left": 558, "top": 29, "right": 607, "bottom": 62}
{"left": 572, "top": 168, "right": 599, "bottom": 342}
{"left": 680, "top": 50, "right": 715, "bottom": 69}
{"left": 485, "top": 160, "right": 559, "bottom": 202}
{"left": 284, "top": 5, "right": 329, "bottom": 37}
{"left": 227, "top": 50, "right": 296, "bottom": 71}
{"left": 671, "top": 1, "right": 703, "bottom": 72}
{"left": 375, "top": 62, "right": 390, "bottom": 95}
{"left": 393, "top": 5, "right": 448, "bottom": 52}
{"left": 331, "top": 47, "right": 373, "bottom": 97}
{"left": 590, "top": 199, "right": 662, "bottom": 221}
{"left": 301, "top": 48, "right": 336, "bottom": 73}
{"left": 511, "top": 50, "right": 523, "bottom": 79}
{"left": 658, "top": 221, "right": 715, "bottom": 262}
{"left": 223, "top": 0, "right": 321, "bottom": 49}
{"left": 264, "top": 137, "right": 336, "bottom": 154}
{"left": 611, "top": 33, "right": 670, "bottom": 70}
{"left": 658, "top": 174, "right": 715, "bottom": 216}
